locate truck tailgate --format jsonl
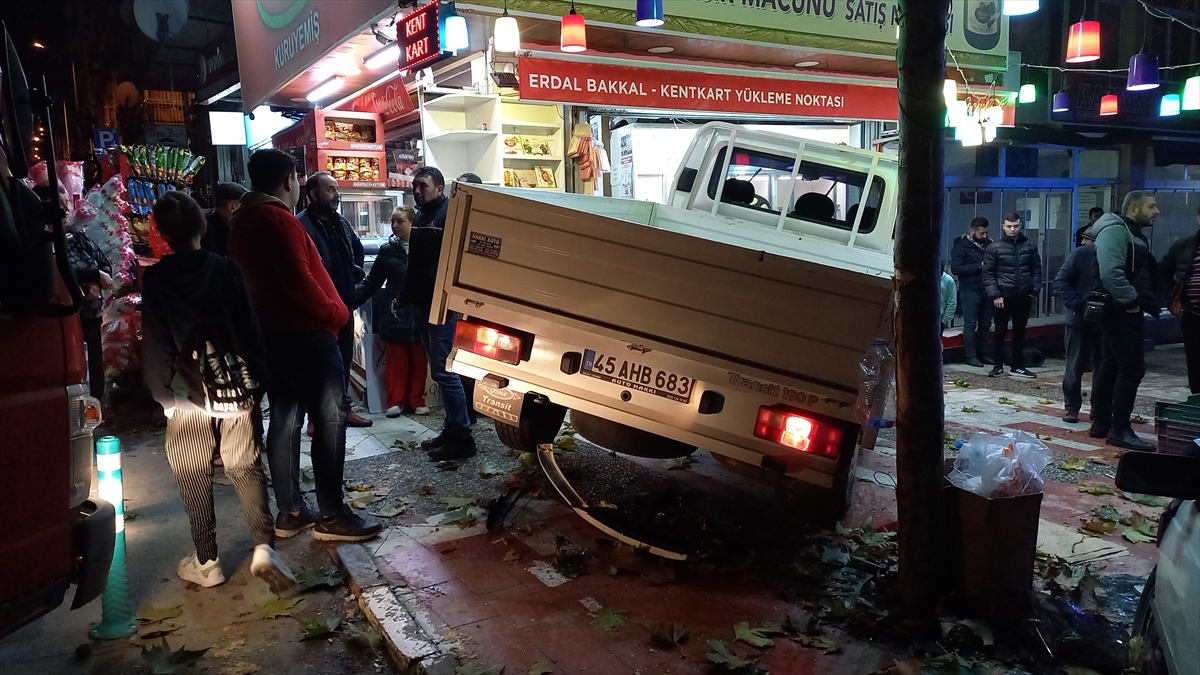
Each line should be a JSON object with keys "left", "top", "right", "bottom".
{"left": 436, "top": 186, "right": 893, "bottom": 394}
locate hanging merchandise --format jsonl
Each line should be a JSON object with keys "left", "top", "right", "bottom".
{"left": 79, "top": 176, "right": 137, "bottom": 293}
{"left": 561, "top": 2, "right": 586, "bottom": 53}
{"left": 635, "top": 0, "right": 664, "bottom": 27}
{"left": 1099, "top": 93, "right": 1119, "bottom": 115}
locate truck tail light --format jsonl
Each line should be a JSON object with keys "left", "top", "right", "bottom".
{"left": 754, "top": 406, "right": 843, "bottom": 458}
{"left": 454, "top": 320, "right": 525, "bottom": 365}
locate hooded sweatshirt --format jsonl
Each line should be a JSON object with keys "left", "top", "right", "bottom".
{"left": 227, "top": 192, "right": 349, "bottom": 336}
{"left": 1091, "top": 213, "right": 1160, "bottom": 316}
{"left": 141, "top": 249, "right": 266, "bottom": 413}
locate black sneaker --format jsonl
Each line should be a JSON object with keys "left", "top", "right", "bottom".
{"left": 275, "top": 506, "right": 318, "bottom": 539}
{"left": 421, "top": 430, "right": 451, "bottom": 452}
{"left": 1010, "top": 368, "right": 1037, "bottom": 379}
{"left": 988, "top": 366, "right": 1006, "bottom": 378}
{"left": 428, "top": 431, "right": 477, "bottom": 461}
{"left": 313, "top": 511, "right": 382, "bottom": 542}
{"left": 965, "top": 357, "right": 983, "bottom": 367}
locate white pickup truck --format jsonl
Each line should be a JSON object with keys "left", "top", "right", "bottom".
{"left": 432, "top": 123, "right": 896, "bottom": 551}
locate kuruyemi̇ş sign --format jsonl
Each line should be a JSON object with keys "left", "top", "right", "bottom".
{"left": 517, "top": 57, "right": 899, "bottom": 121}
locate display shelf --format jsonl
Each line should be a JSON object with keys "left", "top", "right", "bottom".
{"left": 423, "top": 92, "right": 498, "bottom": 113}
{"left": 499, "top": 99, "right": 565, "bottom": 195}
{"left": 319, "top": 140, "right": 385, "bottom": 152}
{"left": 503, "top": 154, "right": 564, "bottom": 162}
{"left": 427, "top": 129, "right": 500, "bottom": 142}
{"left": 501, "top": 121, "right": 563, "bottom": 133}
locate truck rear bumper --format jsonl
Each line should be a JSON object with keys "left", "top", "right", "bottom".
{"left": 70, "top": 499, "right": 114, "bottom": 609}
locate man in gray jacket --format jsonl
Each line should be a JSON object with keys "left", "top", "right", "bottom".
{"left": 1089, "top": 192, "right": 1160, "bottom": 451}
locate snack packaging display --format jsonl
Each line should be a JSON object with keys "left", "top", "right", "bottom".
{"left": 521, "top": 136, "right": 552, "bottom": 156}
{"left": 503, "top": 135, "right": 522, "bottom": 155}
{"left": 948, "top": 431, "right": 1051, "bottom": 498}
{"left": 535, "top": 165, "right": 557, "bottom": 188}
{"left": 324, "top": 120, "right": 376, "bottom": 143}
{"left": 325, "top": 155, "right": 381, "bottom": 182}
{"left": 101, "top": 293, "right": 142, "bottom": 378}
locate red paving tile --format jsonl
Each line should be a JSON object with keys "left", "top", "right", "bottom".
{"left": 415, "top": 579, "right": 502, "bottom": 629}
{"left": 454, "top": 616, "right": 554, "bottom": 672}
{"left": 379, "top": 545, "right": 456, "bottom": 590}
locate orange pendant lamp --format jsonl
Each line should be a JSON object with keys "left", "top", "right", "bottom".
{"left": 1099, "top": 93, "right": 1119, "bottom": 115}
{"left": 561, "top": 2, "right": 587, "bottom": 53}
{"left": 1066, "top": 20, "right": 1101, "bottom": 63}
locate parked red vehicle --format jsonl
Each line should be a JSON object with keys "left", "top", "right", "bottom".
{"left": 0, "top": 25, "right": 114, "bottom": 639}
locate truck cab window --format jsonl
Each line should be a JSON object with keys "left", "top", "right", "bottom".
{"left": 707, "top": 146, "right": 884, "bottom": 235}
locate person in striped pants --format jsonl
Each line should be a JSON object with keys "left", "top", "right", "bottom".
{"left": 142, "top": 191, "right": 296, "bottom": 593}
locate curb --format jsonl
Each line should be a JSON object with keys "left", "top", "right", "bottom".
{"left": 331, "top": 543, "right": 457, "bottom": 675}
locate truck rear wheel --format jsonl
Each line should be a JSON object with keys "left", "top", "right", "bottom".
{"left": 569, "top": 410, "right": 696, "bottom": 459}
{"left": 493, "top": 395, "right": 568, "bottom": 454}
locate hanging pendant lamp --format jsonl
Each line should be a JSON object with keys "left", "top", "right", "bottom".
{"left": 1052, "top": 90, "right": 1070, "bottom": 112}
{"left": 1099, "top": 93, "right": 1119, "bottom": 115}
{"left": 1066, "top": 1, "right": 1101, "bottom": 65}
{"left": 1019, "top": 83, "right": 1037, "bottom": 103}
{"left": 1160, "top": 94, "right": 1181, "bottom": 117}
{"left": 445, "top": 7, "right": 469, "bottom": 51}
{"left": 1127, "top": 51, "right": 1160, "bottom": 91}
{"left": 561, "top": 2, "right": 586, "bottom": 52}
{"left": 1003, "top": 0, "right": 1039, "bottom": 15}
{"left": 494, "top": 0, "right": 520, "bottom": 52}
{"left": 636, "top": 0, "right": 665, "bottom": 27}
{"left": 1183, "top": 75, "right": 1200, "bottom": 111}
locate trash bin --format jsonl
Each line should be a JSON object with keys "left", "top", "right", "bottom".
{"left": 947, "top": 484, "right": 1043, "bottom": 617}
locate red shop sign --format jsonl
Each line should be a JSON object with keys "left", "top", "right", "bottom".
{"left": 517, "top": 56, "right": 899, "bottom": 121}
{"left": 341, "top": 79, "right": 415, "bottom": 124}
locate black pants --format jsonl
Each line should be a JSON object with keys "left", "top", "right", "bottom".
{"left": 1183, "top": 311, "right": 1200, "bottom": 394}
{"left": 337, "top": 317, "right": 355, "bottom": 413}
{"left": 1091, "top": 310, "right": 1146, "bottom": 432}
{"left": 1062, "top": 322, "right": 1102, "bottom": 413}
{"left": 82, "top": 317, "right": 104, "bottom": 399}
{"left": 960, "top": 287, "right": 992, "bottom": 360}
{"left": 992, "top": 295, "right": 1032, "bottom": 369}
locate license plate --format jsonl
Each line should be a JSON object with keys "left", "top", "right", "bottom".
{"left": 580, "top": 349, "right": 694, "bottom": 403}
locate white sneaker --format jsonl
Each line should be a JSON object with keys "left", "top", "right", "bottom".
{"left": 385, "top": 406, "right": 403, "bottom": 418}
{"left": 414, "top": 406, "right": 430, "bottom": 416}
{"left": 250, "top": 544, "right": 297, "bottom": 594}
{"left": 178, "top": 552, "right": 226, "bottom": 587}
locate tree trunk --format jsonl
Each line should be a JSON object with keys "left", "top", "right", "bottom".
{"left": 895, "top": 0, "right": 950, "bottom": 618}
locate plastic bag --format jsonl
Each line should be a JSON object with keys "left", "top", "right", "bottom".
{"left": 948, "top": 430, "right": 1050, "bottom": 498}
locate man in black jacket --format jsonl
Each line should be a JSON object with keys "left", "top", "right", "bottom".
{"left": 200, "top": 182, "right": 247, "bottom": 257}
{"left": 298, "top": 172, "right": 371, "bottom": 428}
{"left": 1159, "top": 204, "right": 1200, "bottom": 393}
{"left": 406, "top": 166, "right": 475, "bottom": 460}
{"left": 950, "top": 217, "right": 993, "bottom": 367}
{"left": 982, "top": 212, "right": 1042, "bottom": 379}
{"left": 1052, "top": 229, "right": 1101, "bottom": 423}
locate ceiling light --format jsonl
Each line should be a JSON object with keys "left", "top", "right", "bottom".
{"left": 1126, "top": 51, "right": 1159, "bottom": 91}
{"left": 365, "top": 43, "right": 400, "bottom": 70}
{"left": 445, "top": 10, "right": 469, "bottom": 51}
{"left": 1066, "top": 20, "right": 1101, "bottom": 63}
{"left": 306, "top": 76, "right": 346, "bottom": 102}
{"left": 32, "top": 41, "right": 45, "bottom": 49}
{"left": 648, "top": 46, "right": 674, "bottom": 53}
{"left": 1003, "top": 0, "right": 1039, "bottom": 15}
{"left": 561, "top": 3, "right": 587, "bottom": 53}
{"left": 494, "top": 2, "right": 520, "bottom": 53}
{"left": 635, "top": 0, "right": 664, "bottom": 27}
{"left": 794, "top": 61, "right": 820, "bottom": 68}
{"left": 1160, "top": 93, "right": 1181, "bottom": 117}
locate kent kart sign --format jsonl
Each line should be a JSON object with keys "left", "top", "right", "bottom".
{"left": 518, "top": 56, "right": 899, "bottom": 121}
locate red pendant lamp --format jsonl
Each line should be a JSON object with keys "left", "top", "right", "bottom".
{"left": 1099, "top": 93, "right": 1119, "bottom": 115}
{"left": 1066, "top": 19, "right": 1101, "bottom": 63}
{"left": 560, "top": 1, "right": 587, "bottom": 53}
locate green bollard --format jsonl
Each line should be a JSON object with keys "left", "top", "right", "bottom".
{"left": 89, "top": 435, "right": 138, "bottom": 640}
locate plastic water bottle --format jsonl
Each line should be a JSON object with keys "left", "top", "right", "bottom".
{"left": 856, "top": 339, "right": 895, "bottom": 428}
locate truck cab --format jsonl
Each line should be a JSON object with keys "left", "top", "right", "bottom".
{"left": 0, "top": 34, "right": 115, "bottom": 638}
{"left": 433, "top": 123, "right": 896, "bottom": 552}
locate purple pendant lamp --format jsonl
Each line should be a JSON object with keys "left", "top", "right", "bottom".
{"left": 1127, "top": 50, "right": 1160, "bottom": 91}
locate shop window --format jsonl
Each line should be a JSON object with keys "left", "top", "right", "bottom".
{"left": 1037, "top": 148, "right": 1074, "bottom": 178}
{"left": 1078, "top": 150, "right": 1118, "bottom": 179}
{"left": 706, "top": 146, "right": 885, "bottom": 235}
{"left": 1004, "top": 147, "right": 1039, "bottom": 178}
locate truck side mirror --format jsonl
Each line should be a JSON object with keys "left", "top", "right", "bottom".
{"left": 1114, "top": 451, "right": 1200, "bottom": 500}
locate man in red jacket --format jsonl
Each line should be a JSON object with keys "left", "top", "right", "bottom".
{"left": 229, "top": 149, "right": 380, "bottom": 542}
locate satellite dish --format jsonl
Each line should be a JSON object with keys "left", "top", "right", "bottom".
{"left": 133, "top": 0, "right": 189, "bottom": 42}
{"left": 115, "top": 82, "right": 140, "bottom": 107}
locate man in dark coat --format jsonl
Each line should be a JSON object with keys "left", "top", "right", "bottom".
{"left": 1089, "top": 192, "right": 1161, "bottom": 451}
{"left": 1053, "top": 228, "right": 1102, "bottom": 423}
{"left": 950, "top": 217, "right": 993, "bottom": 366}
{"left": 982, "top": 212, "right": 1042, "bottom": 379}
{"left": 200, "top": 182, "right": 247, "bottom": 257}
{"left": 298, "top": 172, "right": 371, "bottom": 428}
{"left": 1159, "top": 203, "right": 1200, "bottom": 393}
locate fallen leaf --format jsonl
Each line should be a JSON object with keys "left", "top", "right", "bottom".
{"left": 344, "top": 483, "right": 374, "bottom": 493}
{"left": 257, "top": 596, "right": 300, "bottom": 620}
{"left": 455, "top": 661, "right": 504, "bottom": 675}
{"left": 649, "top": 621, "right": 689, "bottom": 648}
{"left": 369, "top": 503, "right": 405, "bottom": 518}
{"left": 478, "top": 464, "right": 504, "bottom": 478}
{"left": 999, "top": 396, "right": 1016, "bottom": 405}
{"left": 439, "top": 496, "right": 477, "bottom": 508}
{"left": 961, "top": 406, "right": 982, "bottom": 413}
{"left": 138, "top": 623, "right": 181, "bottom": 640}
{"left": 1039, "top": 434, "right": 1055, "bottom": 441}
{"left": 213, "top": 475, "right": 234, "bottom": 486}
{"left": 502, "top": 549, "right": 521, "bottom": 562}
{"left": 553, "top": 435, "right": 578, "bottom": 451}
{"left": 347, "top": 491, "right": 375, "bottom": 509}
{"left": 137, "top": 603, "right": 183, "bottom": 624}
{"left": 1081, "top": 519, "right": 1117, "bottom": 535}
{"left": 734, "top": 620, "right": 783, "bottom": 648}
{"left": 785, "top": 609, "right": 816, "bottom": 635}
{"left": 660, "top": 458, "right": 691, "bottom": 471}
{"left": 554, "top": 536, "right": 587, "bottom": 579}
{"left": 440, "top": 506, "right": 477, "bottom": 528}
{"left": 1130, "top": 414, "right": 1148, "bottom": 425}
{"left": 528, "top": 663, "right": 554, "bottom": 675}
{"left": 592, "top": 607, "right": 626, "bottom": 632}
{"left": 799, "top": 634, "right": 842, "bottom": 654}
{"left": 707, "top": 639, "right": 756, "bottom": 670}
{"left": 1094, "top": 505, "right": 1123, "bottom": 522}
{"left": 954, "top": 379, "right": 970, "bottom": 388}
{"left": 893, "top": 658, "right": 923, "bottom": 675}
{"left": 1128, "top": 635, "right": 1146, "bottom": 671}
{"left": 822, "top": 545, "right": 850, "bottom": 565}
{"left": 437, "top": 460, "right": 460, "bottom": 471}
{"left": 294, "top": 565, "right": 345, "bottom": 593}
{"left": 1039, "top": 398, "right": 1055, "bottom": 405}
{"left": 141, "top": 639, "right": 209, "bottom": 675}
{"left": 957, "top": 618, "right": 995, "bottom": 646}
{"left": 1079, "top": 482, "right": 1117, "bottom": 495}
{"left": 1058, "top": 456, "right": 1088, "bottom": 471}
{"left": 420, "top": 485, "right": 434, "bottom": 496}
{"left": 294, "top": 613, "right": 341, "bottom": 640}
{"left": 220, "top": 660, "right": 259, "bottom": 675}
{"left": 1121, "top": 491, "right": 1167, "bottom": 508}
{"left": 1122, "top": 528, "right": 1156, "bottom": 544}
